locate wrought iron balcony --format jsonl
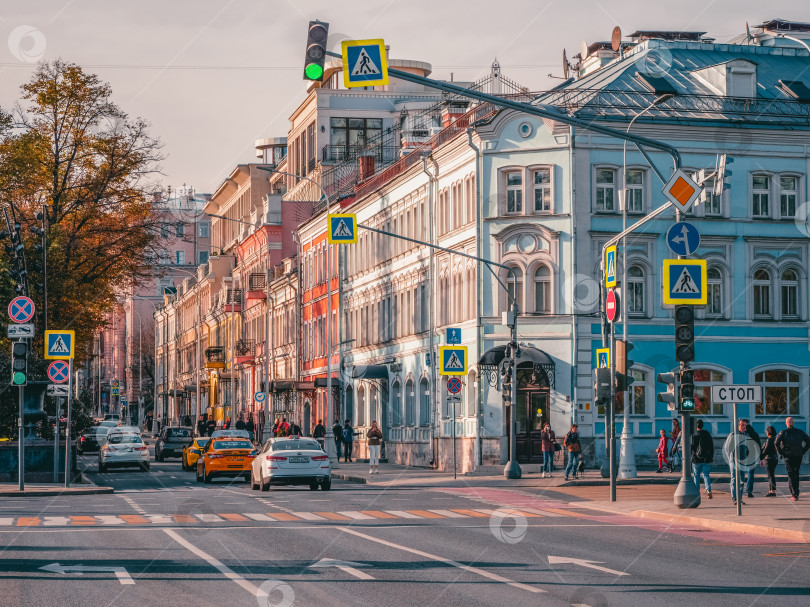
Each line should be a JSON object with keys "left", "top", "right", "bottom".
{"left": 204, "top": 346, "right": 226, "bottom": 369}
{"left": 234, "top": 339, "right": 255, "bottom": 364}
{"left": 248, "top": 273, "right": 266, "bottom": 291}
{"left": 321, "top": 144, "right": 400, "bottom": 164}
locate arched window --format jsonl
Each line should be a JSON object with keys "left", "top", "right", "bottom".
{"left": 391, "top": 381, "right": 402, "bottom": 426}
{"left": 706, "top": 267, "right": 724, "bottom": 317}
{"left": 419, "top": 377, "right": 430, "bottom": 426}
{"left": 369, "top": 384, "right": 379, "bottom": 426}
{"left": 356, "top": 384, "right": 366, "bottom": 427}
{"left": 627, "top": 266, "right": 645, "bottom": 314}
{"left": 506, "top": 266, "right": 523, "bottom": 309}
{"left": 781, "top": 269, "right": 798, "bottom": 318}
{"left": 405, "top": 379, "right": 415, "bottom": 426}
{"left": 466, "top": 371, "right": 476, "bottom": 417}
{"left": 441, "top": 378, "right": 450, "bottom": 418}
{"left": 754, "top": 269, "right": 771, "bottom": 317}
{"left": 755, "top": 369, "right": 801, "bottom": 415}
{"left": 534, "top": 265, "right": 551, "bottom": 313}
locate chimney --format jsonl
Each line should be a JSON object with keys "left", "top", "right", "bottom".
{"left": 359, "top": 153, "right": 376, "bottom": 180}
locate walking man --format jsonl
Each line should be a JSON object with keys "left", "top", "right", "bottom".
{"left": 564, "top": 424, "right": 581, "bottom": 481}
{"left": 313, "top": 419, "right": 326, "bottom": 450}
{"left": 540, "top": 422, "right": 556, "bottom": 478}
{"left": 775, "top": 417, "right": 810, "bottom": 501}
{"left": 332, "top": 419, "right": 343, "bottom": 460}
{"left": 342, "top": 420, "right": 355, "bottom": 463}
{"left": 742, "top": 419, "right": 761, "bottom": 498}
{"left": 691, "top": 419, "right": 714, "bottom": 499}
{"left": 724, "top": 418, "right": 760, "bottom": 505}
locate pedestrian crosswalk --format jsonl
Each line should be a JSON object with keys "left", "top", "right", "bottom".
{"left": 0, "top": 508, "right": 543, "bottom": 527}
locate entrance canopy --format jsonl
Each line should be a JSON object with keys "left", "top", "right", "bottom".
{"left": 478, "top": 345, "right": 555, "bottom": 389}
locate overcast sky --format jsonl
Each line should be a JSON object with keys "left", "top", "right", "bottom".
{"left": 0, "top": 1, "right": 804, "bottom": 194}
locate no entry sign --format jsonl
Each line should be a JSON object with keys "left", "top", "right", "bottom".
{"left": 606, "top": 289, "right": 619, "bottom": 323}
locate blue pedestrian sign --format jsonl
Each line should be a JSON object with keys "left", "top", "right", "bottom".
{"left": 440, "top": 346, "right": 467, "bottom": 376}
{"left": 44, "top": 330, "right": 75, "bottom": 360}
{"left": 327, "top": 213, "right": 357, "bottom": 244}
{"left": 341, "top": 39, "right": 389, "bottom": 88}
{"left": 446, "top": 328, "right": 461, "bottom": 345}
{"left": 604, "top": 245, "right": 617, "bottom": 288}
{"left": 666, "top": 222, "right": 701, "bottom": 257}
{"left": 663, "top": 259, "right": 707, "bottom": 305}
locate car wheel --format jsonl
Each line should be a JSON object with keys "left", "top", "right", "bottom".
{"left": 260, "top": 475, "right": 270, "bottom": 491}
{"left": 157, "top": 450, "right": 164, "bottom": 462}
{"left": 321, "top": 479, "right": 331, "bottom": 491}
{"left": 196, "top": 466, "right": 203, "bottom": 482}
{"left": 203, "top": 467, "right": 212, "bottom": 484}
{"left": 250, "top": 470, "right": 259, "bottom": 491}
{"left": 309, "top": 482, "right": 319, "bottom": 491}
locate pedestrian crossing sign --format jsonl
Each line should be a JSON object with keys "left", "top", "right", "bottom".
{"left": 596, "top": 348, "right": 610, "bottom": 369}
{"left": 663, "top": 259, "right": 707, "bottom": 305}
{"left": 605, "top": 245, "right": 617, "bottom": 288}
{"left": 341, "top": 39, "right": 389, "bottom": 88}
{"left": 44, "top": 330, "right": 75, "bottom": 360}
{"left": 440, "top": 346, "right": 467, "bottom": 376}
{"left": 327, "top": 213, "right": 358, "bottom": 243}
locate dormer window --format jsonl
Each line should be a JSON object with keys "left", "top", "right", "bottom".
{"left": 692, "top": 59, "right": 757, "bottom": 98}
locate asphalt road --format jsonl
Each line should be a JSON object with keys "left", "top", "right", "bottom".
{"left": 0, "top": 442, "right": 808, "bottom": 607}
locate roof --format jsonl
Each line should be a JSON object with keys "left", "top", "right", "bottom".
{"left": 534, "top": 39, "right": 810, "bottom": 126}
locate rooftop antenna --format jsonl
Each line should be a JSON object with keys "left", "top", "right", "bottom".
{"left": 580, "top": 40, "right": 589, "bottom": 62}
{"left": 611, "top": 26, "right": 622, "bottom": 54}
{"left": 562, "top": 49, "right": 570, "bottom": 79}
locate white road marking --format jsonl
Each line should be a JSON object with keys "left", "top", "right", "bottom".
{"left": 384, "top": 510, "right": 423, "bottom": 519}
{"left": 310, "top": 557, "right": 374, "bottom": 580}
{"left": 0, "top": 518, "right": 14, "bottom": 525}
{"left": 146, "top": 515, "right": 175, "bottom": 525}
{"left": 293, "top": 512, "right": 327, "bottom": 521}
{"left": 119, "top": 495, "right": 146, "bottom": 514}
{"left": 96, "top": 516, "right": 126, "bottom": 525}
{"left": 337, "top": 511, "right": 374, "bottom": 520}
{"left": 338, "top": 526, "right": 544, "bottom": 594}
{"left": 163, "top": 528, "right": 264, "bottom": 597}
{"left": 39, "top": 562, "right": 134, "bottom": 585}
{"left": 195, "top": 514, "right": 223, "bottom": 523}
{"left": 428, "top": 510, "right": 467, "bottom": 518}
{"left": 548, "top": 555, "right": 629, "bottom": 577}
{"left": 243, "top": 513, "right": 273, "bottom": 522}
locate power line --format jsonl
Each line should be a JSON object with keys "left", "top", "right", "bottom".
{"left": 0, "top": 62, "right": 557, "bottom": 71}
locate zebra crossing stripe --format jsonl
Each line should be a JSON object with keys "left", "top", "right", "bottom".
{"left": 293, "top": 512, "right": 327, "bottom": 521}
{"left": 172, "top": 514, "right": 197, "bottom": 523}
{"left": 314, "top": 512, "right": 352, "bottom": 520}
{"left": 70, "top": 516, "right": 97, "bottom": 525}
{"left": 17, "top": 517, "right": 40, "bottom": 526}
{"left": 407, "top": 510, "right": 445, "bottom": 519}
{"left": 359, "top": 510, "right": 399, "bottom": 519}
{"left": 219, "top": 513, "right": 248, "bottom": 522}
{"left": 146, "top": 515, "right": 175, "bottom": 524}
{"left": 338, "top": 511, "right": 375, "bottom": 520}
{"left": 384, "top": 511, "right": 423, "bottom": 519}
{"left": 195, "top": 514, "right": 223, "bottom": 523}
{"left": 427, "top": 510, "right": 468, "bottom": 518}
{"left": 42, "top": 517, "right": 71, "bottom": 526}
{"left": 120, "top": 515, "right": 148, "bottom": 524}
{"left": 0, "top": 517, "right": 15, "bottom": 525}
{"left": 96, "top": 516, "right": 126, "bottom": 525}
{"left": 266, "top": 513, "right": 300, "bottom": 522}
{"left": 449, "top": 509, "right": 490, "bottom": 518}
{"left": 244, "top": 513, "right": 274, "bottom": 522}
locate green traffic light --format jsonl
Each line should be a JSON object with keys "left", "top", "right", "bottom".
{"left": 681, "top": 398, "right": 695, "bottom": 411}
{"left": 305, "top": 63, "right": 324, "bottom": 80}
{"left": 12, "top": 372, "right": 26, "bottom": 385}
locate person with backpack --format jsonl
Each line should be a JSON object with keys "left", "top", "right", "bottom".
{"left": 741, "top": 419, "right": 761, "bottom": 498}
{"left": 540, "top": 423, "right": 556, "bottom": 478}
{"left": 332, "top": 419, "right": 344, "bottom": 460}
{"left": 342, "top": 420, "right": 355, "bottom": 462}
{"left": 761, "top": 425, "right": 779, "bottom": 498}
{"left": 775, "top": 417, "right": 810, "bottom": 501}
{"left": 691, "top": 419, "right": 714, "bottom": 499}
{"left": 563, "top": 424, "right": 581, "bottom": 481}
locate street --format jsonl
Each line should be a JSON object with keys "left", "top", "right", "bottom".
{"left": 1, "top": 440, "right": 808, "bottom": 607}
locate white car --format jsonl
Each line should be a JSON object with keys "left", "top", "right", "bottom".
{"left": 250, "top": 437, "right": 331, "bottom": 491}
{"left": 99, "top": 432, "right": 150, "bottom": 472}
{"left": 114, "top": 425, "right": 141, "bottom": 436}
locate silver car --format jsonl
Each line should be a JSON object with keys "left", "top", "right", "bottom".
{"left": 99, "top": 432, "right": 150, "bottom": 472}
{"left": 250, "top": 437, "right": 331, "bottom": 491}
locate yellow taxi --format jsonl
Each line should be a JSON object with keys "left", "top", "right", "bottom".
{"left": 196, "top": 437, "right": 257, "bottom": 484}
{"left": 182, "top": 437, "right": 211, "bottom": 471}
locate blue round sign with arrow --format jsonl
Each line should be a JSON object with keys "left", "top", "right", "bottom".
{"left": 666, "top": 222, "right": 701, "bottom": 257}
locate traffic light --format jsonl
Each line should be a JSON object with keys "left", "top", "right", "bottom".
{"left": 714, "top": 154, "right": 733, "bottom": 197}
{"left": 615, "top": 339, "right": 635, "bottom": 391}
{"left": 656, "top": 371, "right": 678, "bottom": 411}
{"left": 11, "top": 341, "right": 27, "bottom": 386}
{"left": 594, "top": 367, "right": 611, "bottom": 403}
{"left": 679, "top": 368, "right": 695, "bottom": 411}
{"left": 303, "top": 20, "right": 329, "bottom": 81}
{"left": 674, "top": 305, "right": 695, "bottom": 362}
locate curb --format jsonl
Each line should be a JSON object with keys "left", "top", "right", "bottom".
{"left": 333, "top": 473, "right": 367, "bottom": 484}
{"left": 628, "top": 509, "right": 807, "bottom": 542}
{"left": 0, "top": 485, "right": 114, "bottom": 497}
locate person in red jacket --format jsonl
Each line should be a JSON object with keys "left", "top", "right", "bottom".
{"left": 656, "top": 429, "right": 670, "bottom": 473}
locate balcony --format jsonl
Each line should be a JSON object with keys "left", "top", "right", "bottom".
{"left": 234, "top": 339, "right": 255, "bottom": 365}
{"left": 246, "top": 273, "right": 266, "bottom": 300}
{"left": 223, "top": 288, "right": 242, "bottom": 313}
{"left": 321, "top": 144, "right": 400, "bottom": 165}
{"left": 204, "top": 346, "right": 226, "bottom": 369}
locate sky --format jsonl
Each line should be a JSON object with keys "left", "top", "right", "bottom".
{"left": 0, "top": 1, "right": 805, "bottom": 194}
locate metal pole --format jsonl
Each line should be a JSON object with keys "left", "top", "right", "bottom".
{"left": 264, "top": 268, "right": 271, "bottom": 442}
{"left": 733, "top": 403, "right": 741, "bottom": 516}
{"left": 18, "top": 381, "right": 24, "bottom": 491}
{"left": 53, "top": 397, "right": 60, "bottom": 483}
{"left": 609, "top": 324, "right": 616, "bottom": 502}
{"left": 504, "top": 303, "right": 521, "bottom": 479}
{"left": 452, "top": 387, "right": 457, "bottom": 480}
{"left": 42, "top": 203, "right": 47, "bottom": 333}
{"left": 64, "top": 358, "right": 73, "bottom": 488}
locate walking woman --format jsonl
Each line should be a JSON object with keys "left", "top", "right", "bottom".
{"left": 761, "top": 425, "right": 779, "bottom": 497}
{"left": 540, "top": 423, "right": 556, "bottom": 478}
{"left": 670, "top": 418, "right": 682, "bottom": 470}
{"left": 367, "top": 421, "right": 383, "bottom": 474}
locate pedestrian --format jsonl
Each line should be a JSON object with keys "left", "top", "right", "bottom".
{"left": 367, "top": 420, "right": 383, "bottom": 474}
{"left": 290, "top": 421, "right": 301, "bottom": 436}
{"left": 155, "top": 416, "right": 161, "bottom": 436}
{"left": 236, "top": 416, "right": 246, "bottom": 431}
{"left": 223, "top": 417, "right": 231, "bottom": 430}
{"left": 272, "top": 418, "right": 280, "bottom": 436}
{"left": 724, "top": 418, "right": 758, "bottom": 505}
{"left": 742, "top": 418, "right": 761, "bottom": 498}
{"left": 670, "top": 419, "right": 682, "bottom": 470}
{"left": 245, "top": 416, "right": 255, "bottom": 442}
{"left": 691, "top": 419, "right": 714, "bottom": 499}
{"left": 656, "top": 429, "right": 670, "bottom": 473}
{"left": 146, "top": 414, "right": 153, "bottom": 433}
{"left": 183, "top": 414, "right": 192, "bottom": 427}
{"left": 540, "top": 422, "right": 556, "bottom": 478}
{"left": 333, "top": 419, "right": 344, "bottom": 460}
{"left": 775, "top": 416, "right": 810, "bottom": 501}
{"left": 279, "top": 417, "right": 290, "bottom": 436}
{"left": 761, "top": 425, "right": 779, "bottom": 498}
{"left": 206, "top": 417, "right": 216, "bottom": 437}
{"left": 342, "top": 420, "right": 355, "bottom": 463}
{"left": 313, "top": 419, "right": 326, "bottom": 450}
{"left": 563, "top": 424, "right": 581, "bottom": 481}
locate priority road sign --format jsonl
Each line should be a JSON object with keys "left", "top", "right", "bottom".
{"left": 604, "top": 245, "right": 617, "bottom": 288}
{"left": 8, "top": 296, "right": 35, "bottom": 323}
{"left": 447, "top": 377, "right": 463, "bottom": 394}
{"left": 663, "top": 169, "right": 701, "bottom": 214}
{"left": 341, "top": 39, "right": 389, "bottom": 88}
{"left": 440, "top": 346, "right": 467, "bottom": 376}
{"left": 327, "top": 213, "right": 358, "bottom": 243}
{"left": 44, "top": 330, "right": 75, "bottom": 359}
{"left": 255, "top": 391, "right": 267, "bottom": 403}
{"left": 663, "top": 259, "right": 707, "bottom": 305}
{"left": 7, "top": 323, "right": 34, "bottom": 338}
{"left": 666, "top": 221, "right": 701, "bottom": 257}
{"left": 112, "top": 379, "right": 119, "bottom": 388}
{"left": 47, "top": 360, "right": 70, "bottom": 384}
{"left": 596, "top": 348, "right": 610, "bottom": 369}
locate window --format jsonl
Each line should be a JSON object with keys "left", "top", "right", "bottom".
{"left": 329, "top": 117, "right": 383, "bottom": 155}
{"left": 627, "top": 266, "right": 645, "bottom": 314}
{"left": 625, "top": 169, "right": 644, "bottom": 213}
{"left": 615, "top": 369, "right": 646, "bottom": 415}
{"left": 534, "top": 266, "right": 551, "bottom": 313}
{"left": 752, "top": 175, "right": 770, "bottom": 217}
{"left": 755, "top": 369, "right": 801, "bottom": 415}
{"left": 753, "top": 269, "right": 771, "bottom": 317}
{"left": 595, "top": 168, "right": 616, "bottom": 212}
{"left": 506, "top": 267, "right": 523, "bottom": 308}
{"left": 199, "top": 222, "right": 210, "bottom": 238}
{"left": 780, "top": 176, "right": 797, "bottom": 218}
{"left": 161, "top": 223, "right": 170, "bottom": 238}
{"left": 419, "top": 378, "right": 430, "bottom": 426}
{"left": 706, "top": 267, "right": 724, "bottom": 317}
{"left": 356, "top": 385, "right": 366, "bottom": 427}
{"left": 781, "top": 269, "right": 798, "bottom": 318}
{"left": 158, "top": 250, "right": 170, "bottom": 265}
{"left": 199, "top": 251, "right": 209, "bottom": 264}
{"left": 506, "top": 172, "right": 523, "bottom": 213}
{"left": 175, "top": 251, "right": 185, "bottom": 265}
{"left": 703, "top": 178, "right": 722, "bottom": 216}
{"left": 175, "top": 224, "right": 184, "bottom": 237}
{"left": 533, "top": 169, "right": 551, "bottom": 212}
{"left": 405, "top": 380, "right": 415, "bottom": 426}
{"left": 693, "top": 369, "right": 727, "bottom": 415}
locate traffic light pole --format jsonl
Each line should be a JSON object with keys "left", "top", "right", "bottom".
{"left": 18, "top": 380, "right": 24, "bottom": 491}
{"left": 64, "top": 358, "right": 74, "bottom": 488}
{"left": 609, "top": 326, "right": 616, "bottom": 502}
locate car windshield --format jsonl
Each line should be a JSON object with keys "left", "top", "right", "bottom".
{"left": 196, "top": 438, "right": 211, "bottom": 448}
{"left": 272, "top": 440, "right": 322, "bottom": 451}
{"left": 167, "top": 428, "right": 191, "bottom": 438}
{"left": 212, "top": 440, "right": 253, "bottom": 450}
{"left": 107, "top": 434, "right": 143, "bottom": 445}
{"left": 98, "top": 421, "right": 118, "bottom": 428}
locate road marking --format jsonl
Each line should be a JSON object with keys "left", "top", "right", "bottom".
{"left": 384, "top": 510, "right": 423, "bottom": 519}
{"left": 338, "top": 511, "right": 375, "bottom": 520}
{"left": 96, "top": 516, "right": 126, "bottom": 525}
{"left": 163, "top": 528, "right": 264, "bottom": 597}
{"left": 310, "top": 557, "right": 374, "bottom": 580}
{"left": 338, "top": 526, "right": 544, "bottom": 594}
{"left": 407, "top": 510, "right": 445, "bottom": 519}
{"left": 266, "top": 513, "right": 301, "bottom": 522}
{"left": 293, "top": 512, "right": 327, "bottom": 521}
{"left": 359, "top": 510, "right": 399, "bottom": 519}
{"left": 17, "top": 517, "right": 40, "bottom": 526}
{"left": 146, "top": 515, "right": 175, "bottom": 525}
{"left": 0, "top": 517, "right": 15, "bottom": 525}
{"left": 70, "top": 516, "right": 97, "bottom": 526}
{"left": 120, "top": 495, "right": 147, "bottom": 514}
{"left": 427, "top": 510, "right": 467, "bottom": 518}
{"left": 219, "top": 513, "right": 248, "bottom": 522}
{"left": 39, "top": 562, "right": 134, "bottom": 585}
{"left": 120, "top": 515, "right": 148, "bottom": 524}
{"left": 244, "top": 513, "right": 273, "bottom": 522}
{"left": 548, "top": 555, "right": 629, "bottom": 576}
{"left": 42, "top": 517, "right": 70, "bottom": 526}
{"left": 314, "top": 512, "right": 351, "bottom": 520}
{"left": 195, "top": 514, "right": 223, "bottom": 523}
{"left": 450, "top": 509, "right": 491, "bottom": 518}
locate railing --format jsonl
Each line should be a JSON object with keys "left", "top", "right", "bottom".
{"left": 248, "top": 273, "right": 266, "bottom": 291}
{"left": 321, "top": 144, "right": 400, "bottom": 164}
{"left": 205, "top": 346, "right": 225, "bottom": 363}
{"left": 225, "top": 288, "right": 242, "bottom": 304}
{"left": 234, "top": 339, "right": 255, "bottom": 356}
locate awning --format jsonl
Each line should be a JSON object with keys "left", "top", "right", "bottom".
{"left": 314, "top": 377, "right": 343, "bottom": 388}
{"left": 349, "top": 364, "right": 389, "bottom": 379}
{"left": 478, "top": 345, "right": 556, "bottom": 389}
{"left": 272, "top": 380, "right": 295, "bottom": 392}
{"left": 296, "top": 381, "right": 315, "bottom": 391}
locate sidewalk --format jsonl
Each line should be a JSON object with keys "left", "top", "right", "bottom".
{"left": 0, "top": 481, "right": 114, "bottom": 497}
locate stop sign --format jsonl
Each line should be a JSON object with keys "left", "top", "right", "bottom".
{"left": 606, "top": 289, "right": 619, "bottom": 323}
